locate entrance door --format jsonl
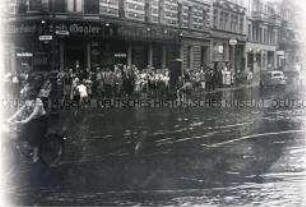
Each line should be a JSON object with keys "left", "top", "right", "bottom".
{"left": 65, "top": 39, "right": 85, "bottom": 70}
{"left": 201, "top": 46, "right": 208, "bottom": 67}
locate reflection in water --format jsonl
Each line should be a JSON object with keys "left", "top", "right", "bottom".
{"left": 24, "top": 86, "right": 306, "bottom": 205}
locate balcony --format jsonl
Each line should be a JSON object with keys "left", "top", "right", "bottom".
{"left": 252, "top": 11, "right": 282, "bottom": 27}
{"left": 251, "top": 11, "right": 267, "bottom": 22}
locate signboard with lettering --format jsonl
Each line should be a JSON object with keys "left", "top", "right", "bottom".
{"left": 54, "top": 23, "right": 103, "bottom": 36}
{"left": 39, "top": 35, "right": 53, "bottom": 41}
{"left": 55, "top": 30, "right": 70, "bottom": 36}
{"left": 229, "top": 38, "right": 238, "bottom": 46}
{"left": 6, "top": 23, "right": 38, "bottom": 34}
{"left": 16, "top": 52, "right": 33, "bottom": 57}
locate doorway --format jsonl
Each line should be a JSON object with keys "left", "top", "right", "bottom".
{"left": 65, "top": 38, "right": 86, "bottom": 70}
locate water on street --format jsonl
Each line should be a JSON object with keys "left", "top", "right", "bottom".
{"left": 9, "top": 83, "right": 306, "bottom": 206}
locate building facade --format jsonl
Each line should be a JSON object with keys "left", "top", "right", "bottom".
{"left": 3, "top": 0, "right": 297, "bottom": 80}
{"left": 211, "top": 0, "right": 247, "bottom": 74}
{"left": 278, "top": 0, "right": 301, "bottom": 70}
{"left": 2, "top": 0, "right": 213, "bottom": 74}
{"left": 179, "top": 0, "right": 211, "bottom": 71}
{"left": 245, "top": 0, "right": 282, "bottom": 80}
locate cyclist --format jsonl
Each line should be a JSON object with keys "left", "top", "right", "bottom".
{"left": 8, "top": 86, "right": 47, "bottom": 163}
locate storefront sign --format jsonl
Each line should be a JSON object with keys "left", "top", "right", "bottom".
{"left": 114, "top": 53, "right": 127, "bottom": 58}
{"left": 16, "top": 52, "right": 33, "bottom": 57}
{"left": 39, "top": 35, "right": 53, "bottom": 41}
{"left": 56, "top": 30, "right": 70, "bottom": 36}
{"left": 277, "top": 51, "right": 285, "bottom": 56}
{"left": 54, "top": 23, "right": 102, "bottom": 36}
{"left": 229, "top": 38, "right": 238, "bottom": 46}
{"left": 7, "top": 24, "right": 37, "bottom": 34}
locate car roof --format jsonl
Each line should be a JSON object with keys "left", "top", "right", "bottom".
{"left": 263, "top": 70, "right": 284, "bottom": 75}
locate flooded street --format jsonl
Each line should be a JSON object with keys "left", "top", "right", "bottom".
{"left": 16, "top": 84, "right": 304, "bottom": 206}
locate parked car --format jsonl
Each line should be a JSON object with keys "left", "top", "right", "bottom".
{"left": 283, "top": 69, "right": 300, "bottom": 83}
{"left": 260, "top": 70, "right": 287, "bottom": 88}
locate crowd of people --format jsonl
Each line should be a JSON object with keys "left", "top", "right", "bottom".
{"left": 3, "top": 62, "right": 254, "bottom": 108}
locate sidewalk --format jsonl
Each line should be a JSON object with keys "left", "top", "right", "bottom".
{"left": 206, "top": 82, "right": 259, "bottom": 95}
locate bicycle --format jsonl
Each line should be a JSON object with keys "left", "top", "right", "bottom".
{"left": 1, "top": 121, "right": 66, "bottom": 179}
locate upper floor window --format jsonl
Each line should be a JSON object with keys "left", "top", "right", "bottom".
{"left": 119, "top": 0, "right": 125, "bottom": 18}
{"left": 67, "top": 0, "right": 83, "bottom": 13}
{"left": 213, "top": 9, "right": 218, "bottom": 29}
{"left": 240, "top": 16, "right": 244, "bottom": 33}
{"left": 177, "top": 2, "right": 182, "bottom": 27}
{"left": 247, "top": 24, "right": 252, "bottom": 41}
{"left": 187, "top": 6, "right": 192, "bottom": 28}
{"left": 15, "top": 0, "right": 43, "bottom": 13}
{"left": 52, "top": 0, "right": 65, "bottom": 12}
{"left": 84, "top": 0, "right": 99, "bottom": 14}
{"left": 28, "top": 0, "right": 43, "bottom": 11}
{"left": 144, "top": 0, "right": 150, "bottom": 22}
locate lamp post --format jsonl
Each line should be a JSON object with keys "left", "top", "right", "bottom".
{"left": 229, "top": 38, "right": 238, "bottom": 70}
{"left": 229, "top": 38, "right": 238, "bottom": 84}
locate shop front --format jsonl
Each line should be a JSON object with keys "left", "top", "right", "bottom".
{"left": 56, "top": 21, "right": 182, "bottom": 71}
{"left": 4, "top": 19, "right": 182, "bottom": 74}
{"left": 212, "top": 37, "right": 246, "bottom": 73}
{"left": 4, "top": 21, "right": 54, "bottom": 73}
{"left": 117, "top": 24, "right": 181, "bottom": 70}
{"left": 246, "top": 43, "right": 278, "bottom": 72}
{"left": 246, "top": 43, "right": 278, "bottom": 84}
{"left": 181, "top": 37, "right": 211, "bottom": 71}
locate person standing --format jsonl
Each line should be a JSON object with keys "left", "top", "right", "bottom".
{"left": 76, "top": 80, "right": 89, "bottom": 105}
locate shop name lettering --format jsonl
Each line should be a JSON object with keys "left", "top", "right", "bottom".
{"left": 55, "top": 24, "right": 101, "bottom": 35}
{"left": 8, "top": 24, "right": 37, "bottom": 34}
{"left": 6, "top": 23, "right": 101, "bottom": 35}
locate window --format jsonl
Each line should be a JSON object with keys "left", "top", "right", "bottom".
{"left": 52, "top": 0, "right": 65, "bottom": 12}
{"left": 145, "top": 0, "right": 150, "bottom": 22}
{"left": 178, "top": 2, "right": 182, "bottom": 26}
{"left": 224, "top": 13, "right": 229, "bottom": 31}
{"left": 187, "top": 46, "right": 192, "bottom": 69}
{"left": 188, "top": 6, "right": 192, "bottom": 28}
{"left": 84, "top": 0, "right": 99, "bottom": 14}
{"left": 248, "top": 24, "right": 252, "bottom": 41}
{"left": 67, "top": 0, "right": 83, "bottom": 13}
{"left": 119, "top": 0, "right": 125, "bottom": 18}
{"left": 28, "top": 0, "right": 42, "bottom": 11}
{"left": 16, "top": 0, "right": 43, "bottom": 13}
{"left": 240, "top": 17, "right": 244, "bottom": 33}
{"left": 202, "top": 9, "right": 207, "bottom": 28}
{"left": 213, "top": 9, "right": 218, "bottom": 29}
{"left": 252, "top": 25, "right": 256, "bottom": 41}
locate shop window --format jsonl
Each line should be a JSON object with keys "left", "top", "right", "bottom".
{"left": 84, "top": 0, "right": 99, "bottom": 14}
{"left": 201, "top": 46, "right": 208, "bottom": 66}
{"left": 67, "top": 0, "right": 83, "bottom": 13}
{"left": 187, "top": 46, "right": 192, "bottom": 69}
